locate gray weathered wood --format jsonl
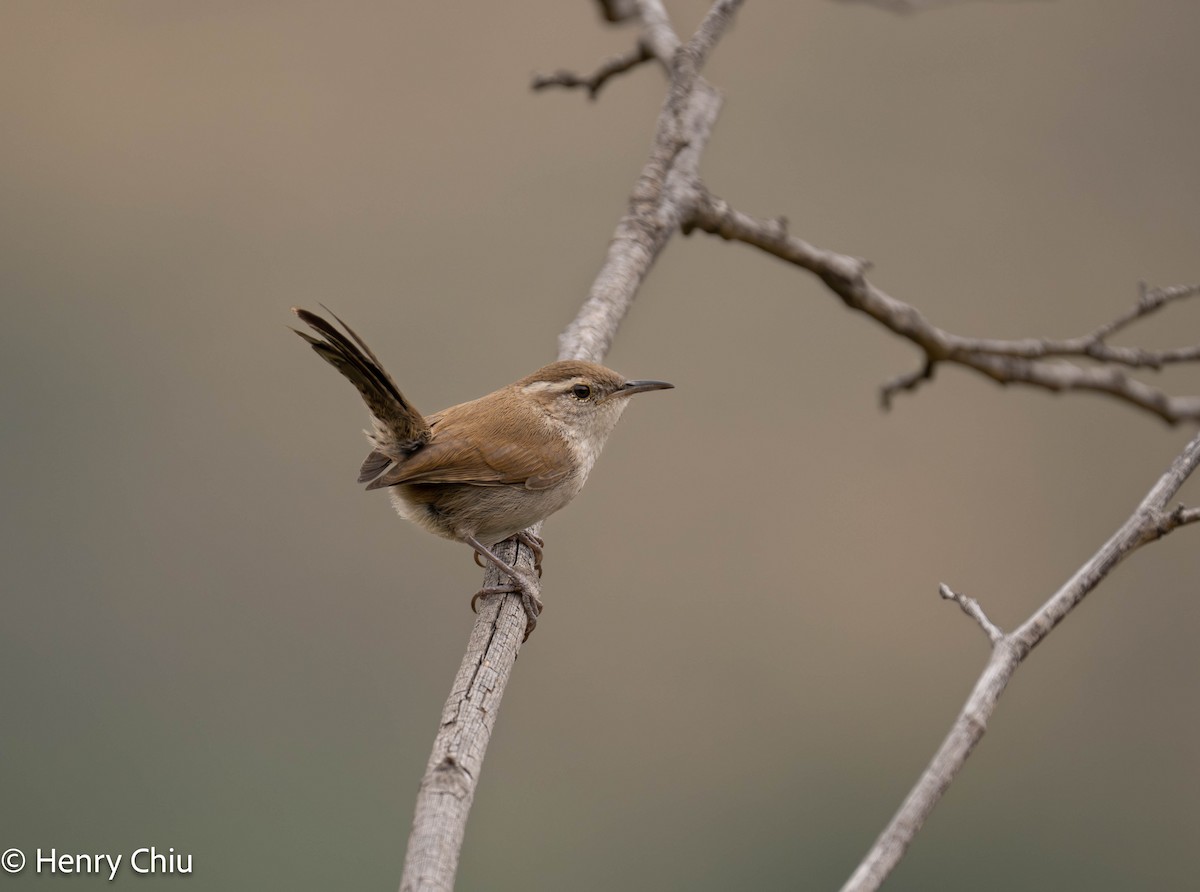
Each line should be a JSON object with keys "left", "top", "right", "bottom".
{"left": 397, "top": 3, "right": 743, "bottom": 889}
{"left": 840, "top": 429, "right": 1200, "bottom": 892}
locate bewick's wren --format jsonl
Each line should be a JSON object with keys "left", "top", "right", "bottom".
{"left": 292, "top": 308, "right": 673, "bottom": 638}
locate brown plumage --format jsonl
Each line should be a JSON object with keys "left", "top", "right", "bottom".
{"left": 292, "top": 307, "right": 673, "bottom": 637}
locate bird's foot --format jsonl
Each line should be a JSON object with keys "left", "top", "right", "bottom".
{"left": 515, "top": 531, "right": 545, "bottom": 577}
{"left": 466, "top": 535, "right": 544, "bottom": 641}
{"left": 473, "top": 532, "right": 544, "bottom": 577}
{"left": 469, "top": 574, "right": 544, "bottom": 641}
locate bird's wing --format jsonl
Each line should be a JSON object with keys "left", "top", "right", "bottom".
{"left": 365, "top": 398, "right": 572, "bottom": 491}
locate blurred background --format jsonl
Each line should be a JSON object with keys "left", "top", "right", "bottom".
{"left": 3, "top": 1, "right": 1199, "bottom": 889}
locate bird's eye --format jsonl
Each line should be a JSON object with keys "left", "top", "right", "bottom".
{"left": 571, "top": 384, "right": 592, "bottom": 399}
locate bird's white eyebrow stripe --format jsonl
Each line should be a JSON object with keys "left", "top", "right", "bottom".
{"left": 522, "top": 378, "right": 584, "bottom": 394}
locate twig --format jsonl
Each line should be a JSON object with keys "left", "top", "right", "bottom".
{"left": 950, "top": 282, "right": 1200, "bottom": 368}
{"left": 688, "top": 188, "right": 1200, "bottom": 424}
{"left": 938, "top": 583, "right": 1004, "bottom": 644}
{"left": 833, "top": 0, "right": 1050, "bottom": 13}
{"left": 532, "top": 41, "right": 652, "bottom": 98}
{"left": 398, "top": 3, "right": 743, "bottom": 889}
{"left": 841, "top": 429, "right": 1200, "bottom": 892}
{"left": 880, "top": 360, "right": 935, "bottom": 409}
{"left": 594, "top": 0, "right": 639, "bottom": 22}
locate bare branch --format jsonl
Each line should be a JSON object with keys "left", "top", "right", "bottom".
{"left": 938, "top": 583, "right": 1004, "bottom": 644}
{"left": 559, "top": 0, "right": 743, "bottom": 362}
{"left": 535, "top": 0, "right": 746, "bottom": 101}
{"left": 399, "top": 537, "right": 538, "bottom": 892}
{"left": 634, "top": 0, "right": 683, "bottom": 64}
{"left": 1088, "top": 281, "right": 1200, "bottom": 342}
{"left": 833, "top": 0, "right": 1051, "bottom": 13}
{"left": 400, "top": 4, "right": 743, "bottom": 889}
{"left": 842, "top": 428, "right": 1200, "bottom": 892}
{"left": 688, "top": 189, "right": 1200, "bottom": 424}
{"left": 683, "top": 0, "right": 744, "bottom": 64}
{"left": 951, "top": 282, "right": 1200, "bottom": 368}
{"left": 405, "top": 5, "right": 1192, "bottom": 891}
{"left": 532, "top": 41, "right": 653, "bottom": 98}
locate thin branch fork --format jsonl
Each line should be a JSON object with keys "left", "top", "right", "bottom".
{"left": 532, "top": 41, "right": 653, "bottom": 98}
{"left": 533, "top": 0, "right": 741, "bottom": 100}
{"left": 841, "top": 428, "right": 1200, "bottom": 892}
{"left": 941, "top": 282, "right": 1200, "bottom": 368}
{"left": 399, "top": 3, "right": 743, "bottom": 890}
{"left": 687, "top": 188, "right": 1200, "bottom": 424}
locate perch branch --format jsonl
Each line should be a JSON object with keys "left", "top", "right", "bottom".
{"left": 398, "top": 3, "right": 743, "bottom": 890}
{"left": 399, "top": 537, "right": 535, "bottom": 892}
{"left": 841, "top": 428, "right": 1200, "bottom": 892}
{"left": 688, "top": 189, "right": 1200, "bottom": 424}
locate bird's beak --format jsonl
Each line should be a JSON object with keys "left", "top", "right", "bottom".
{"left": 614, "top": 379, "right": 675, "bottom": 398}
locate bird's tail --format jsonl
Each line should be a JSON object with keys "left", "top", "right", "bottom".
{"left": 291, "top": 307, "right": 430, "bottom": 483}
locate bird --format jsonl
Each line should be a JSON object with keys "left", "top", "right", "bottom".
{"left": 291, "top": 307, "right": 673, "bottom": 639}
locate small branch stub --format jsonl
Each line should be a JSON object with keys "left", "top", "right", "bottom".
{"left": 938, "top": 583, "right": 1004, "bottom": 644}
{"left": 881, "top": 359, "right": 936, "bottom": 409}
{"left": 1149, "top": 503, "right": 1200, "bottom": 540}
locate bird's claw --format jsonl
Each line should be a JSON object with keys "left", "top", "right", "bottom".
{"left": 475, "top": 533, "right": 544, "bottom": 577}
{"left": 515, "top": 531, "right": 545, "bottom": 577}
{"left": 469, "top": 574, "right": 543, "bottom": 641}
